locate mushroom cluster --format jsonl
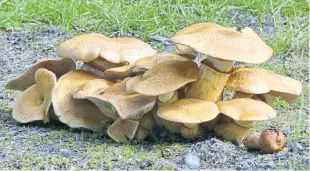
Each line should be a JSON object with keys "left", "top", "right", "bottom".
{"left": 6, "top": 23, "right": 303, "bottom": 143}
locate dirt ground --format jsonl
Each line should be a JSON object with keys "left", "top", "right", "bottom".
{"left": 0, "top": 19, "right": 309, "bottom": 169}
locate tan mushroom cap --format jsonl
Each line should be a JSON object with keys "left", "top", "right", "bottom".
{"left": 84, "top": 57, "right": 128, "bottom": 72}
{"left": 126, "top": 60, "right": 199, "bottom": 96}
{"left": 134, "top": 53, "right": 195, "bottom": 69}
{"left": 52, "top": 70, "right": 111, "bottom": 132}
{"left": 13, "top": 69, "right": 57, "bottom": 123}
{"left": 174, "top": 23, "right": 236, "bottom": 53}
{"left": 6, "top": 58, "right": 76, "bottom": 91}
{"left": 57, "top": 34, "right": 156, "bottom": 63}
{"left": 171, "top": 26, "right": 273, "bottom": 64}
{"left": 103, "top": 64, "right": 135, "bottom": 80}
{"left": 73, "top": 77, "right": 156, "bottom": 119}
{"left": 217, "top": 98, "right": 277, "bottom": 121}
{"left": 226, "top": 68, "right": 303, "bottom": 103}
{"left": 107, "top": 119, "right": 139, "bottom": 142}
{"left": 157, "top": 98, "right": 219, "bottom": 123}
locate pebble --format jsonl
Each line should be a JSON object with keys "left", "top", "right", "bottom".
{"left": 184, "top": 153, "right": 201, "bottom": 169}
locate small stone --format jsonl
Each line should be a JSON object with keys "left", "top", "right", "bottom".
{"left": 184, "top": 153, "right": 201, "bottom": 169}
{"left": 140, "top": 160, "right": 153, "bottom": 169}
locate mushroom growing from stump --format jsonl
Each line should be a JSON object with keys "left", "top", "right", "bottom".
{"left": 126, "top": 60, "right": 199, "bottom": 132}
{"left": 170, "top": 24, "right": 273, "bottom": 102}
{"left": 157, "top": 98, "right": 219, "bottom": 138}
{"left": 12, "top": 69, "right": 56, "bottom": 123}
{"left": 52, "top": 70, "right": 111, "bottom": 132}
{"left": 226, "top": 68, "right": 303, "bottom": 105}
{"left": 6, "top": 58, "right": 76, "bottom": 91}
{"left": 57, "top": 34, "right": 156, "bottom": 80}
{"left": 214, "top": 98, "right": 277, "bottom": 141}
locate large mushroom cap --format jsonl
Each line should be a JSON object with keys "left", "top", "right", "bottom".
{"left": 52, "top": 70, "right": 111, "bottom": 132}
{"left": 134, "top": 53, "right": 195, "bottom": 69}
{"left": 126, "top": 60, "right": 199, "bottom": 96}
{"left": 57, "top": 34, "right": 156, "bottom": 64}
{"left": 6, "top": 58, "right": 76, "bottom": 91}
{"left": 226, "top": 68, "right": 303, "bottom": 103}
{"left": 13, "top": 68, "right": 57, "bottom": 123}
{"left": 157, "top": 98, "right": 219, "bottom": 123}
{"left": 173, "top": 23, "right": 236, "bottom": 53}
{"left": 73, "top": 77, "right": 156, "bottom": 120}
{"left": 107, "top": 119, "right": 139, "bottom": 142}
{"left": 171, "top": 26, "right": 273, "bottom": 64}
{"left": 217, "top": 98, "right": 277, "bottom": 121}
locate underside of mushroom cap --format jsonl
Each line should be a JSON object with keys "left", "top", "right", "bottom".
{"left": 157, "top": 98, "right": 219, "bottom": 123}
{"left": 13, "top": 68, "right": 57, "bottom": 123}
{"left": 126, "top": 60, "right": 199, "bottom": 96}
{"left": 171, "top": 26, "right": 273, "bottom": 64}
{"left": 73, "top": 77, "right": 156, "bottom": 120}
{"left": 84, "top": 57, "right": 128, "bottom": 72}
{"left": 103, "top": 64, "right": 135, "bottom": 80}
{"left": 217, "top": 98, "right": 277, "bottom": 121}
{"left": 6, "top": 58, "right": 76, "bottom": 91}
{"left": 107, "top": 119, "right": 139, "bottom": 142}
{"left": 52, "top": 70, "right": 111, "bottom": 132}
{"left": 134, "top": 53, "right": 195, "bottom": 69}
{"left": 226, "top": 68, "right": 303, "bottom": 102}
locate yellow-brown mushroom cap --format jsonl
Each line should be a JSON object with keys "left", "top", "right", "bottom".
{"left": 226, "top": 68, "right": 303, "bottom": 103}
{"left": 51, "top": 70, "right": 111, "bottom": 132}
{"left": 6, "top": 58, "right": 76, "bottom": 91}
{"left": 73, "top": 77, "right": 156, "bottom": 119}
{"left": 217, "top": 98, "right": 277, "bottom": 121}
{"left": 134, "top": 53, "right": 195, "bottom": 69}
{"left": 107, "top": 119, "right": 139, "bottom": 142}
{"left": 103, "top": 64, "right": 135, "bottom": 80}
{"left": 13, "top": 68, "right": 57, "bottom": 123}
{"left": 157, "top": 98, "right": 219, "bottom": 123}
{"left": 57, "top": 34, "right": 156, "bottom": 64}
{"left": 171, "top": 27, "right": 273, "bottom": 64}
{"left": 126, "top": 60, "right": 199, "bottom": 96}
{"left": 84, "top": 57, "right": 128, "bottom": 72}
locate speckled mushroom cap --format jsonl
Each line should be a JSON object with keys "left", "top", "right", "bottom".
{"left": 157, "top": 98, "right": 219, "bottom": 123}
{"left": 107, "top": 119, "right": 139, "bottom": 142}
{"left": 103, "top": 64, "right": 135, "bottom": 80}
{"left": 126, "top": 60, "right": 199, "bottom": 96}
{"left": 73, "top": 77, "right": 156, "bottom": 120}
{"left": 57, "top": 34, "right": 156, "bottom": 63}
{"left": 6, "top": 58, "right": 76, "bottom": 91}
{"left": 217, "top": 98, "right": 277, "bottom": 121}
{"left": 173, "top": 23, "right": 236, "bottom": 53}
{"left": 52, "top": 70, "right": 111, "bottom": 132}
{"left": 226, "top": 68, "right": 303, "bottom": 103}
{"left": 134, "top": 53, "right": 196, "bottom": 69}
{"left": 171, "top": 26, "right": 273, "bottom": 64}
{"left": 13, "top": 69, "right": 57, "bottom": 123}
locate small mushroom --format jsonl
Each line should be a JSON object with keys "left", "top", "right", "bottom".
{"left": 227, "top": 68, "right": 303, "bottom": 104}
{"left": 215, "top": 98, "right": 277, "bottom": 141}
{"left": 107, "top": 119, "right": 139, "bottom": 142}
{"left": 157, "top": 98, "right": 219, "bottom": 138}
{"left": 259, "top": 128, "right": 286, "bottom": 153}
{"left": 6, "top": 58, "right": 76, "bottom": 91}
{"left": 12, "top": 68, "right": 57, "bottom": 123}
{"left": 52, "top": 70, "right": 111, "bottom": 132}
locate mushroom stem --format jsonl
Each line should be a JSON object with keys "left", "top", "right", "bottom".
{"left": 183, "top": 123, "right": 198, "bottom": 129}
{"left": 158, "top": 91, "right": 178, "bottom": 107}
{"left": 181, "top": 125, "right": 203, "bottom": 138}
{"left": 185, "top": 57, "right": 231, "bottom": 102}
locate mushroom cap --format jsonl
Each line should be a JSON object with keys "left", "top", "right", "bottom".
{"left": 84, "top": 57, "right": 128, "bottom": 72}
{"left": 107, "top": 119, "right": 139, "bottom": 142}
{"left": 259, "top": 128, "right": 286, "bottom": 153}
{"left": 6, "top": 58, "right": 76, "bottom": 91}
{"left": 126, "top": 60, "right": 199, "bottom": 96}
{"left": 217, "top": 98, "right": 277, "bottom": 121}
{"left": 73, "top": 77, "right": 156, "bottom": 119}
{"left": 57, "top": 34, "right": 156, "bottom": 64}
{"left": 51, "top": 70, "right": 111, "bottom": 132}
{"left": 174, "top": 23, "right": 236, "bottom": 53}
{"left": 171, "top": 27, "right": 273, "bottom": 64}
{"left": 157, "top": 98, "right": 219, "bottom": 123}
{"left": 13, "top": 68, "right": 57, "bottom": 123}
{"left": 103, "top": 64, "right": 135, "bottom": 80}
{"left": 134, "top": 53, "right": 195, "bottom": 69}
{"left": 226, "top": 68, "right": 303, "bottom": 103}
